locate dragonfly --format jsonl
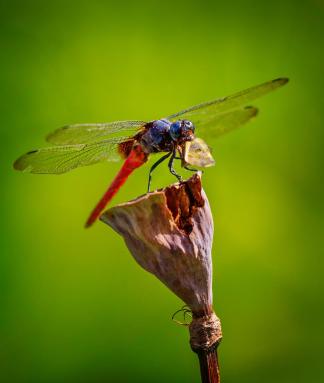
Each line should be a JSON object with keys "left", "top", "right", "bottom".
{"left": 14, "top": 77, "right": 288, "bottom": 227}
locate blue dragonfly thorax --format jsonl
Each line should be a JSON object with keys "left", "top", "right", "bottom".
{"left": 140, "top": 119, "right": 195, "bottom": 153}
{"left": 148, "top": 119, "right": 171, "bottom": 145}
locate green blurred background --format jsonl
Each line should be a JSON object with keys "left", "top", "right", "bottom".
{"left": 1, "top": 0, "right": 323, "bottom": 382}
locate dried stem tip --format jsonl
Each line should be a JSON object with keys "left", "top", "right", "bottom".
{"left": 100, "top": 173, "right": 222, "bottom": 352}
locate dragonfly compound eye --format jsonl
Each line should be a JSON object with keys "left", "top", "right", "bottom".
{"left": 170, "top": 121, "right": 182, "bottom": 140}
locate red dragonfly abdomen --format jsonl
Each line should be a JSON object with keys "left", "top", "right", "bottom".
{"left": 85, "top": 145, "right": 148, "bottom": 227}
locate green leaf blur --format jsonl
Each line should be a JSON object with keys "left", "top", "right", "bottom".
{"left": 1, "top": 0, "right": 323, "bottom": 382}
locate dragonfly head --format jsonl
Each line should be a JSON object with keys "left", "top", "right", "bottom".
{"left": 170, "top": 120, "right": 195, "bottom": 143}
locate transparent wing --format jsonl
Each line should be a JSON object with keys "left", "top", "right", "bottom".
{"left": 14, "top": 137, "right": 129, "bottom": 174}
{"left": 46, "top": 120, "right": 146, "bottom": 145}
{"left": 167, "top": 78, "right": 288, "bottom": 124}
{"left": 183, "top": 138, "right": 215, "bottom": 168}
{"left": 194, "top": 106, "right": 258, "bottom": 138}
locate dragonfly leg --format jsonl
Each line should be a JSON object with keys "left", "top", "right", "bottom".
{"left": 168, "top": 149, "right": 182, "bottom": 182}
{"left": 184, "top": 165, "right": 198, "bottom": 172}
{"left": 147, "top": 152, "right": 172, "bottom": 192}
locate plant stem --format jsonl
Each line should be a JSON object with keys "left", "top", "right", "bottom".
{"left": 197, "top": 348, "right": 220, "bottom": 383}
{"left": 191, "top": 307, "right": 221, "bottom": 383}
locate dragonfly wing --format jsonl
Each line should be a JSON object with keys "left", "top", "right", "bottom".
{"left": 167, "top": 78, "right": 288, "bottom": 122}
{"left": 14, "top": 137, "right": 129, "bottom": 174}
{"left": 46, "top": 120, "right": 146, "bottom": 145}
{"left": 194, "top": 106, "right": 258, "bottom": 138}
{"left": 183, "top": 138, "right": 215, "bottom": 168}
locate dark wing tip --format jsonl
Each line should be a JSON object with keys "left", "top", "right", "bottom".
{"left": 13, "top": 155, "right": 25, "bottom": 171}
{"left": 13, "top": 149, "right": 38, "bottom": 171}
{"left": 13, "top": 159, "right": 20, "bottom": 170}
{"left": 273, "top": 77, "right": 289, "bottom": 86}
{"left": 46, "top": 125, "right": 70, "bottom": 142}
{"left": 244, "top": 105, "right": 259, "bottom": 117}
